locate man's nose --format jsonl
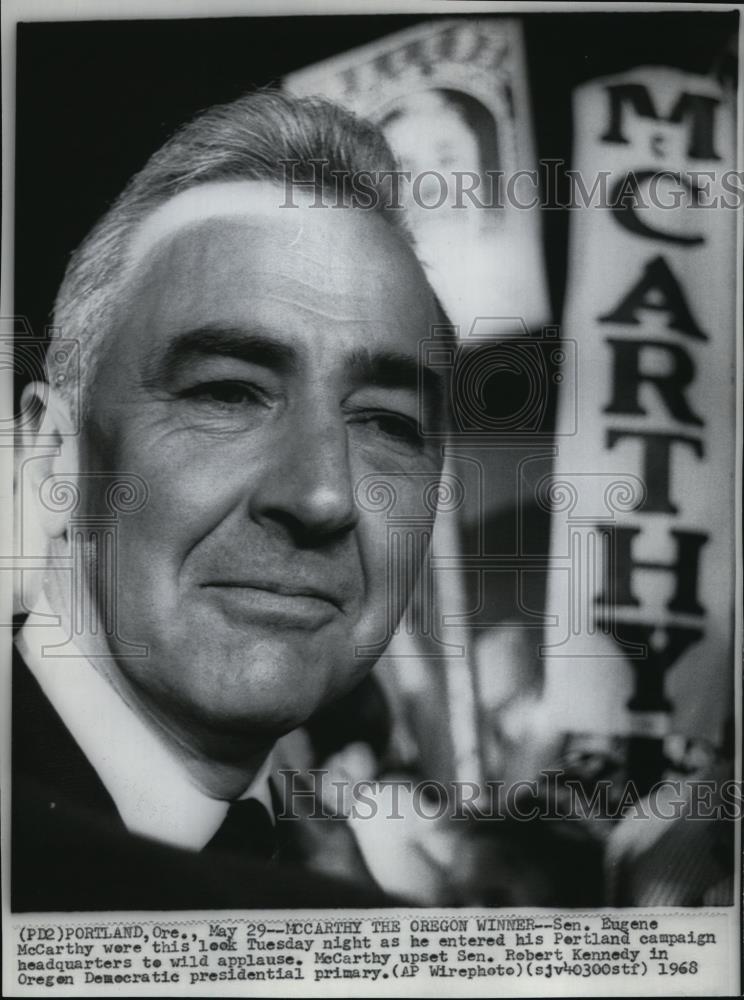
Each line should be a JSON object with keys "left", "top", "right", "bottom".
{"left": 249, "top": 407, "right": 358, "bottom": 545}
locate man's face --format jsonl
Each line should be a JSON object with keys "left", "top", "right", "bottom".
{"left": 80, "top": 181, "right": 443, "bottom": 744}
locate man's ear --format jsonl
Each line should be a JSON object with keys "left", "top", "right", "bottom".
{"left": 16, "top": 381, "right": 80, "bottom": 542}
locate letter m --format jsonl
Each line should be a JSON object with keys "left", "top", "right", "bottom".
{"left": 601, "top": 83, "right": 720, "bottom": 160}
{"left": 564, "top": 780, "right": 610, "bottom": 820}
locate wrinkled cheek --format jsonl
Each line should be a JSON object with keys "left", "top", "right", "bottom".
{"left": 117, "top": 455, "right": 233, "bottom": 557}
{"left": 353, "top": 504, "right": 435, "bottom": 652}
{"left": 98, "top": 475, "right": 207, "bottom": 647}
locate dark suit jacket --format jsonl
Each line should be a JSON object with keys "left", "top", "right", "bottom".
{"left": 11, "top": 648, "right": 393, "bottom": 911}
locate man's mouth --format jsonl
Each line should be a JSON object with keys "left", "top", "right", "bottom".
{"left": 201, "top": 581, "right": 343, "bottom": 629}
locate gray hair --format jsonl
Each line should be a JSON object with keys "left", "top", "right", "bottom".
{"left": 49, "top": 89, "right": 422, "bottom": 413}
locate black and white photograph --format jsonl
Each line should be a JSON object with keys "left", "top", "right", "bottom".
{"left": 1, "top": 1, "right": 741, "bottom": 996}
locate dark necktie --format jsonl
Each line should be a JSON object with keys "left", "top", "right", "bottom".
{"left": 204, "top": 798, "right": 277, "bottom": 861}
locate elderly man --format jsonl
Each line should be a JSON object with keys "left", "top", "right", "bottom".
{"left": 12, "top": 90, "right": 449, "bottom": 910}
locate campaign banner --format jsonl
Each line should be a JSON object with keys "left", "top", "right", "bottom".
{"left": 285, "top": 17, "right": 550, "bottom": 334}
{"left": 542, "top": 67, "right": 738, "bottom": 753}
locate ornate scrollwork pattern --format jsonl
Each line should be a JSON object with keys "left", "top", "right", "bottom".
{"left": 38, "top": 472, "right": 149, "bottom": 516}
{"left": 39, "top": 476, "right": 82, "bottom": 514}
{"left": 354, "top": 475, "right": 398, "bottom": 514}
{"left": 604, "top": 475, "right": 646, "bottom": 513}
{"left": 535, "top": 475, "right": 579, "bottom": 515}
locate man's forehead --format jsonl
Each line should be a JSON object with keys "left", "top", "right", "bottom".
{"left": 126, "top": 179, "right": 418, "bottom": 277}
{"left": 120, "top": 179, "right": 438, "bottom": 335}
{"left": 127, "top": 180, "right": 310, "bottom": 266}
{"left": 111, "top": 179, "right": 440, "bottom": 375}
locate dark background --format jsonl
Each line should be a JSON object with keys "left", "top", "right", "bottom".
{"left": 13, "top": 9, "right": 738, "bottom": 391}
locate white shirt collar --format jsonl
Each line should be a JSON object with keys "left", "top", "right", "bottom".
{"left": 17, "top": 595, "right": 274, "bottom": 851}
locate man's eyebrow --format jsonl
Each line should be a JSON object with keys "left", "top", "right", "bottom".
{"left": 146, "top": 327, "right": 446, "bottom": 403}
{"left": 148, "top": 325, "right": 298, "bottom": 380}
{"left": 346, "top": 348, "right": 446, "bottom": 402}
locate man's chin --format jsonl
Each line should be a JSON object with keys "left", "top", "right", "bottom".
{"left": 161, "top": 648, "right": 344, "bottom": 733}
{"left": 115, "top": 627, "right": 371, "bottom": 745}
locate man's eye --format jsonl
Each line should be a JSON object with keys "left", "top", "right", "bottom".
{"left": 180, "top": 380, "right": 265, "bottom": 407}
{"left": 358, "top": 412, "right": 423, "bottom": 448}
